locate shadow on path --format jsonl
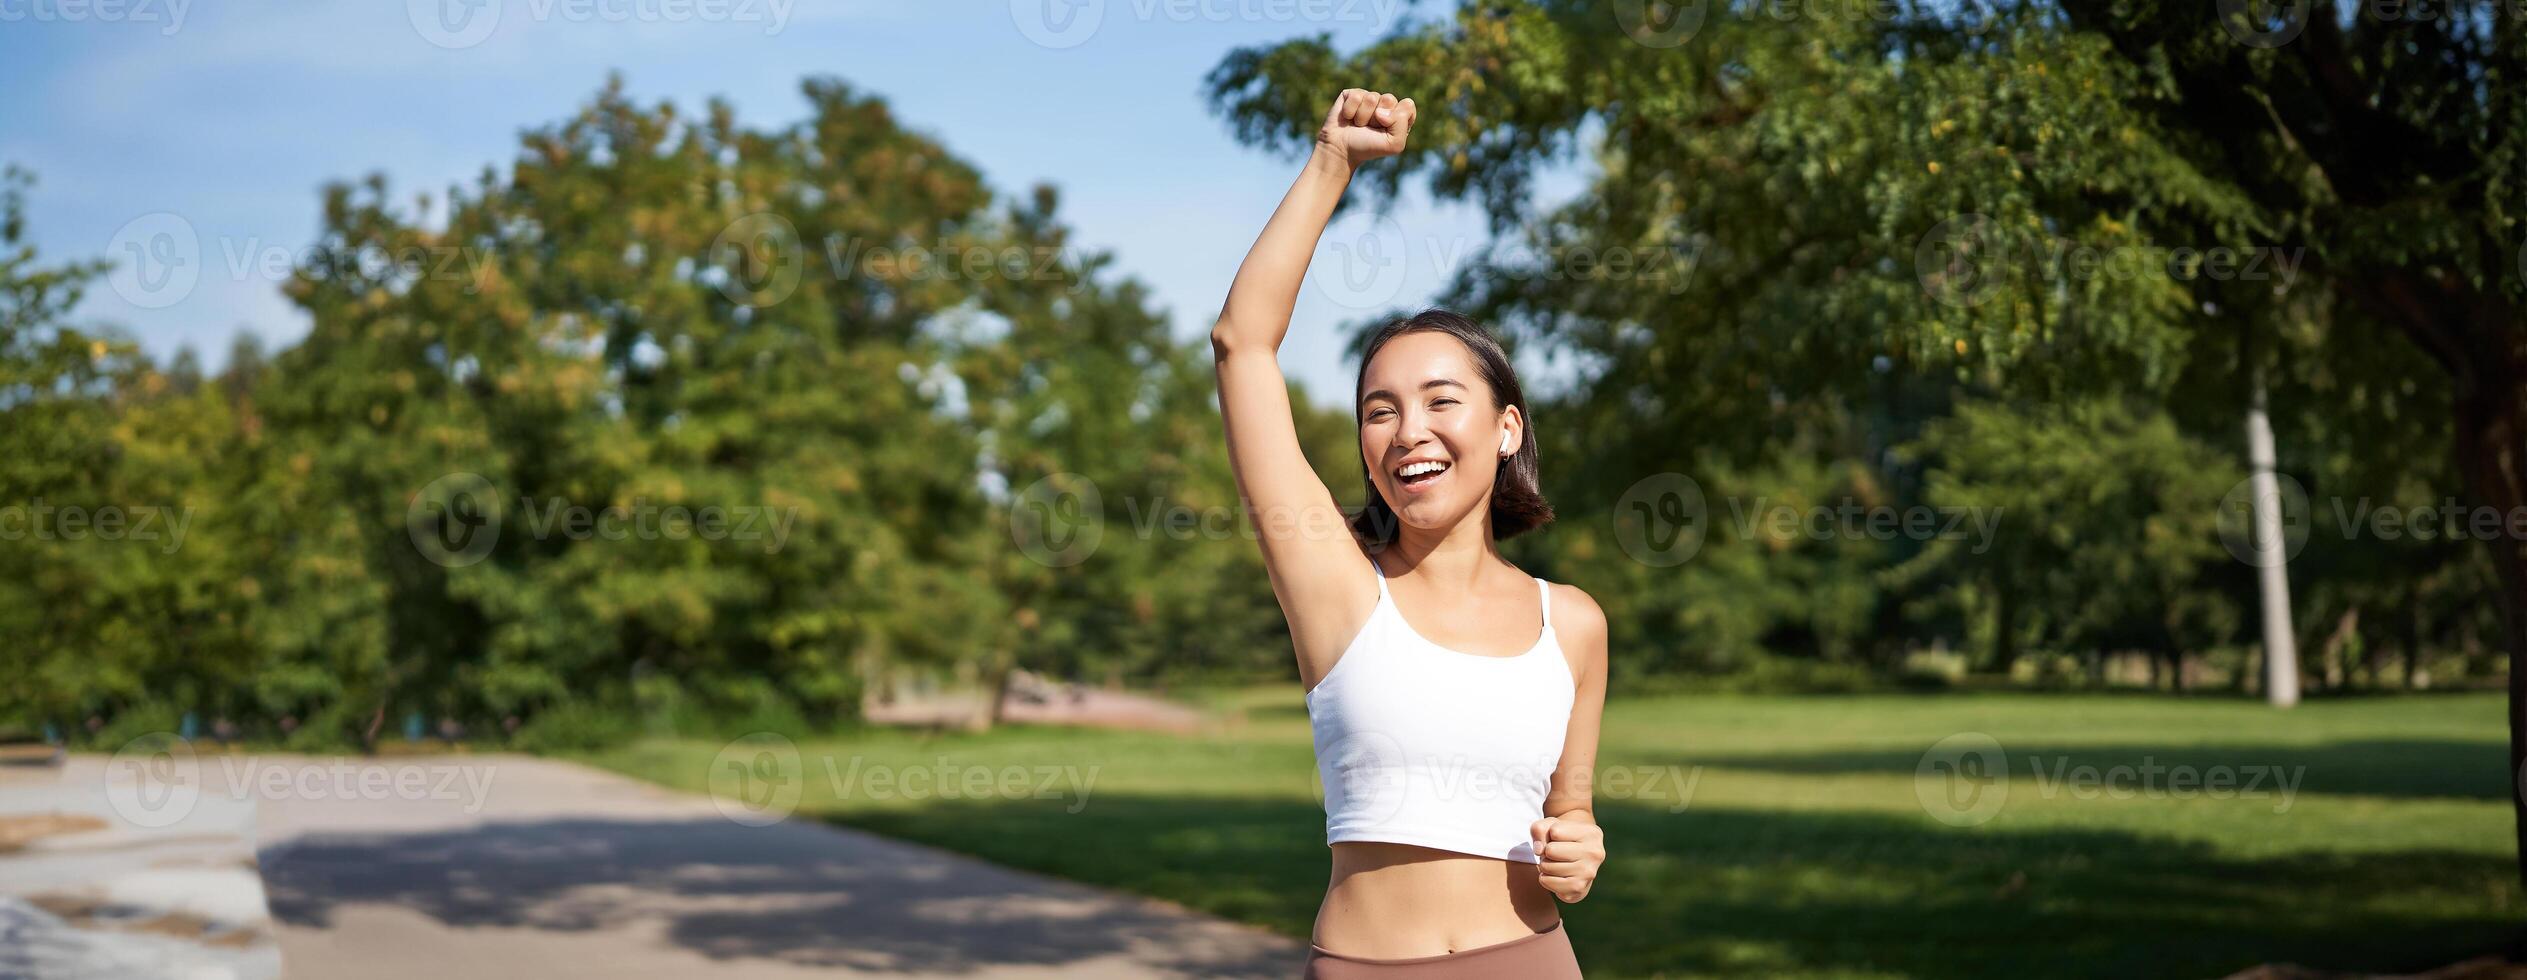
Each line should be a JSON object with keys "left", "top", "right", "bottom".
{"left": 263, "top": 812, "right": 1296, "bottom": 977}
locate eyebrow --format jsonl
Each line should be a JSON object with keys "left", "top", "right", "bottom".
{"left": 1359, "top": 378, "right": 1468, "bottom": 408}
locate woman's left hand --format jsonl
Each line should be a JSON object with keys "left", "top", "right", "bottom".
{"left": 1530, "top": 814, "right": 1606, "bottom": 903}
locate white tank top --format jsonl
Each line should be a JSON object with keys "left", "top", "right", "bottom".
{"left": 1306, "top": 556, "right": 1577, "bottom": 863}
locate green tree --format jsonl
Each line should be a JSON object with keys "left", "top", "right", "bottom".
{"left": 1206, "top": 1, "right": 2527, "bottom": 873}
{"left": 1897, "top": 397, "right": 2243, "bottom": 684}
{"left": 5, "top": 74, "right": 1314, "bottom": 744}
{"left": 0, "top": 169, "right": 264, "bottom": 737}
{"left": 0, "top": 166, "right": 119, "bottom": 729}
{"left": 233, "top": 75, "right": 1301, "bottom": 739}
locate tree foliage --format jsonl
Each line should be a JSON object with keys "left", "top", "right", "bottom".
{"left": 1203, "top": 0, "right": 2522, "bottom": 869}
{"left": 0, "top": 78, "right": 1344, "bottom": 744}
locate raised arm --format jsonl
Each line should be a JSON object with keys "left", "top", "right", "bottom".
{"left": 1210, "top": 89, "right": 1415, "bottom": 686}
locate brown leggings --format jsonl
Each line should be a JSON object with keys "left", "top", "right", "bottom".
{"left": 1301, "top": 920, "right": 1582, "bottom": 979}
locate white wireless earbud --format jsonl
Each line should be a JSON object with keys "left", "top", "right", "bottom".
{"left": 1500, "top": 431, "right": 1515, "bottom": 456}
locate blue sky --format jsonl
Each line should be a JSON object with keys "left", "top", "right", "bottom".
{"left": 0, "top": 0, "right": 1589, "bottom": 406}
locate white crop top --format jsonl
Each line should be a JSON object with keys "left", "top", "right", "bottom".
{"left": 1306, "top": 556, "right": 1577, "bottom": 863}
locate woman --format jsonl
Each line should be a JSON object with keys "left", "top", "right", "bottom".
{"left": 1210, "top": 88, "right": 1608, "bottom": 979}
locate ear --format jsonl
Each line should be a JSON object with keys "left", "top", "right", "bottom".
{"left": 1498, "top": 407, "right": 1523, "bottom": 457}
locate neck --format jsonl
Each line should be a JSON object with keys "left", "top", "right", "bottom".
{"left": 1383, "top": 508, "right": 1502, "bottom": 589}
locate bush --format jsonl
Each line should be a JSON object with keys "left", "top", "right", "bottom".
{"left": 1618, "top": 656, "right": 1889, "bottom": 696}
{"left": 510, "top": 701, "right": 641, "bottom": 753}
{"left": 87, "top": 705, "right": 183, "bottom": 751}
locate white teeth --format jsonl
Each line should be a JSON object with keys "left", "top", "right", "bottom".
{"left": 1397, "top": 461, "right": 1449, "bottom": 478}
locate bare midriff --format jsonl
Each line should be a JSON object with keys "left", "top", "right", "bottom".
{"left": 1312, "top": 841, "right": 1562, "bottom": 958}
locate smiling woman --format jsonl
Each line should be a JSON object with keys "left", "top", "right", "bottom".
{"left": 1207, "top": 88, "right": 1607, "bottom": 978}
{"left": 1348, "top": 310, "right": 1554, "bottom": 547}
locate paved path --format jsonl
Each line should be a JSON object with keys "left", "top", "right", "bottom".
{"left": 9, "top": 752, "right": 1302, "bottom": 979}
{"left": 2, "top": 753, "right": 283, "bottom": 980}
{"left": 255, "top": 754, "right": 1301, "bottom": 978}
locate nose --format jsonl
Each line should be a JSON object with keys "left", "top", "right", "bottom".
{"left": 1392, "top": 406, "right": 1434, "bottom": 452}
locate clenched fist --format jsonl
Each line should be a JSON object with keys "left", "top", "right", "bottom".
{"left": 1530, "top": 814, "right": 1606, "bottom": 903}
{"left": 1316, "top": 88, "right": 1415, "bottom": 168}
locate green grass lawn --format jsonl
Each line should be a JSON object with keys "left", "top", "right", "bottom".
{"left": 580, "top": 688, "right": 2519, "bottom": 979}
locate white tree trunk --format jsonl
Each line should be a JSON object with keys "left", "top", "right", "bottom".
{"left": 2247, "top": 370, "right": 2301, "bottom": 707}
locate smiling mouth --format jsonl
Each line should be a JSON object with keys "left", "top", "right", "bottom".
{"left": 1394, "top": 460, "right": 1450, "bottom": 491}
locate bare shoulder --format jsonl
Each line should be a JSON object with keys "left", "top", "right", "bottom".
{"left": 1546, "top": 582, "right": 1609, "bottom": 677}
{"left": 1547, "top": 582, "right": 1607, "bottom": 639}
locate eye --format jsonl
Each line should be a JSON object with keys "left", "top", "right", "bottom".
{"left": 1429, "top": 397, "right": 1458, "bottom": 410}
{"left": 1364, "top": 407, "right": 1394, "bottom": 422}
